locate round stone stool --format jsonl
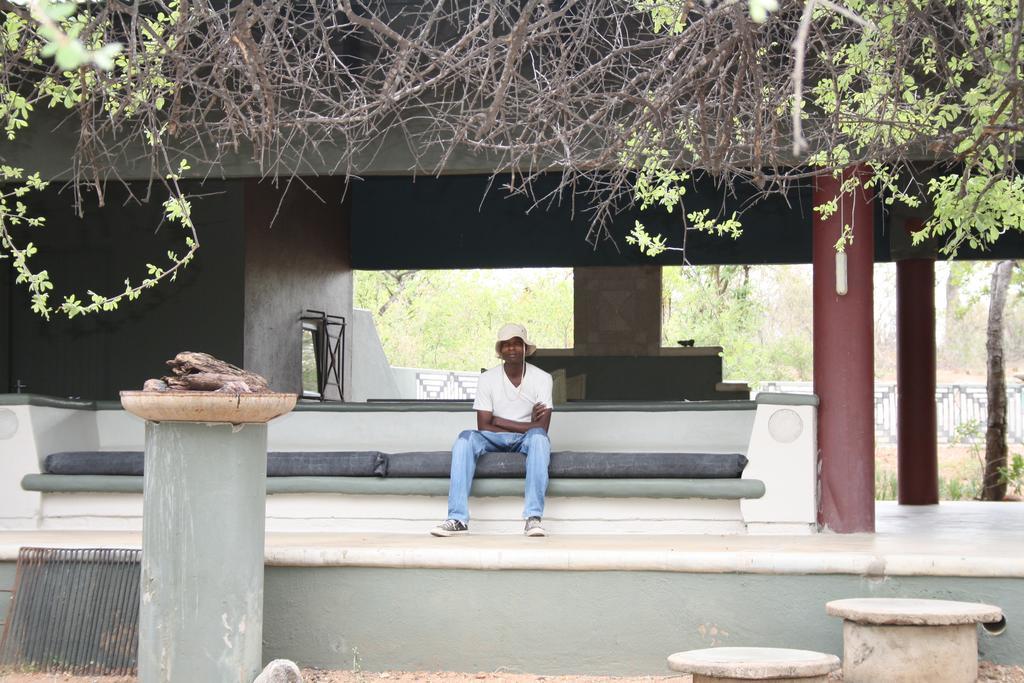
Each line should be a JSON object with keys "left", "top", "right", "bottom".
{"left": 667, "top": 647, "right": 840, "bottom": 682}
{"left": 826, "top": 598, "right": 1003, "bottom": 683}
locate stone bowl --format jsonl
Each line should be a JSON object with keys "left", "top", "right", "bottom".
{"left": 120, "top": 391, "right": 298, "bottom": 424}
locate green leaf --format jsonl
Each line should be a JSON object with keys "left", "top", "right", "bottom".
{"left": 39, "top": 40, "right": 59, "bottom": 58}
{"left": 92, "top": 43, "right": 122, "bottom": 71}
{"left": 54, "top": 42, "right": 89, "bottom": 71}
{"left": 749, "top": 0, "right": 779, "bottom": 23}
{"left": 44, "top": 2, "right": 78, "bottom": 21}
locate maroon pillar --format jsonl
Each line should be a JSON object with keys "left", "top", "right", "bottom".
{"left": 813, "top": 167, "right": 875, "bottom": 533}
{"left": 896, "top": 219, "right": 938, "bottom": 504}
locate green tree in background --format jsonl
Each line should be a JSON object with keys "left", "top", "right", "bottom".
{"left": 662, "top": 265, "right": 813, "bottom": 383}
{"left": 359, "top": 265, "right": 816, "bottom": 383}
{"left": 357, "top": 263, "right": 1023, "bottom": 386}
{"left": 356, "top": 269, "right": 573, "bottom": 372}
{"left": 938, "top": 262, "right": 1024, "bottom": 373}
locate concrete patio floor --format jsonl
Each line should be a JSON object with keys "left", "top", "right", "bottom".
{"left": 1, "top": 501, "right": 1020, "bottom": 577}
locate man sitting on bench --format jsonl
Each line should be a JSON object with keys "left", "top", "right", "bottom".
{"left": 431, "top": 323, "right": 554, "bottom": 537}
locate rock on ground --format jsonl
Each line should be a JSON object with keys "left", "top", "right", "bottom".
{"left": 255, "top": 659, "right": 303, "bottom": 683}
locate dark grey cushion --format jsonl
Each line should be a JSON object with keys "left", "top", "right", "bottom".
{"left": 385, "top": 451, "right": 529, "bottom": 478}
{"left": 383, "top": 451, "right": 748, "bottom": 479}
{"left": 267, "top": 452, "right": 387, "bottom": 477}
{"left": 45, "top": 451, "right": 387, "bottom": 477}
{"left": 44, "top": 451, "right": 143, "bottom": 476}
{"left": 550, "top": 452, "right": 747, "bottom": 478}
{"left": 44, "top": 450, "right": 747, "bottom": 479}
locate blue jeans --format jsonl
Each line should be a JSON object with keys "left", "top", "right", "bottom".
{"left": 447, "top": 428, "right": 551, "bottom": 523}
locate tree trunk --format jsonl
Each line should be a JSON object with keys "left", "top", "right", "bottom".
{"left": 982, "top": 260, "right": 1014, "bottom": 501}
{"left": 377, "top": 270, "right": 421, "bottom": 318}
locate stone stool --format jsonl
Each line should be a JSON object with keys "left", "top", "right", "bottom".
{"left": 826, "top": 597, "right": 1003, "bottom": 683}
{"left": 667, "top": 647, "right": 840, "bottom": 682}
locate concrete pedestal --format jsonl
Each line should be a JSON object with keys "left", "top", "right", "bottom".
{"left": 841, "top": 621, "right": 977, "bottom": 683}
{"left": 827, "top": 597, "right": 1003, "bottom": 683}
{"left": 139, "top": 421, "right": 268, "bottom": 683}
{"left": 692, "top": 675, "right": 829, "bottom": 683}
{"left": 668, "top": 646, "right": 839, "bottom": 682}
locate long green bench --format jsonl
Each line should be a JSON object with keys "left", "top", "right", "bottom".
{"left": 22, "top": 474, "right": 765, "bottom": 499}
{"left": 2, "top": 392, "right": 819, "bottom": 533}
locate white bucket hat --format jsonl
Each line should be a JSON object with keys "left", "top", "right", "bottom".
{"left": 494, "top": 322, "right": 537, "bottom": 357}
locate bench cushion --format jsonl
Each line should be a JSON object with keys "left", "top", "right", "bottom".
{"left": 45, "top": 451, "right": 387, "bottom": 477}
{"left": 45, "top": 451, "right": 144, "bottom": 476}
{"left": 364, "top": 451, "right": 747, "bottom": 478}
{"left": 44, "top": 450, "right": 747, "bottom": 479}
{"left": 267, "top": 452, "right": 387, "bottom": 477}
{"left": 551, "top": 452, "right": 747, "bottom": 478}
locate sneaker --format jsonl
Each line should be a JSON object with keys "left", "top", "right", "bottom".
{"left": 524, "top": 516, "right": 546, "bottom": 537}
{"left": 430, "top": 519, "right": 468, "bottom": 537}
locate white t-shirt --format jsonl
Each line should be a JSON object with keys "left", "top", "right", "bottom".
{"left": 473, "top": 362, "right": 554, "bottom": 423}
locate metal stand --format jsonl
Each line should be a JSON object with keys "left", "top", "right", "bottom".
{"left": 300, "top": 310, "right": 346, "bottom": 401}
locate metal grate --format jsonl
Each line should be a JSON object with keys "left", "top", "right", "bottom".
{"left": 0, "top": 547, "right": 141, "bottom": 676}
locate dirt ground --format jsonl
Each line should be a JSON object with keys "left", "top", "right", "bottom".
{"left": 2, "top": 662, "right": 1023, "bottom": 682}
{"left": 304, "top": 663, "right": 1020, "bottom": 682}
{"left": 876, "top": 444, "right": 982, "bottom": 477}
{"left": 304, "top": 673, "right": 687, "bottom": 682}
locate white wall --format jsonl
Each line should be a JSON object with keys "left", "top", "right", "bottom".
{"left": 349, "top": 309, "right": 400, "bottom": 402}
